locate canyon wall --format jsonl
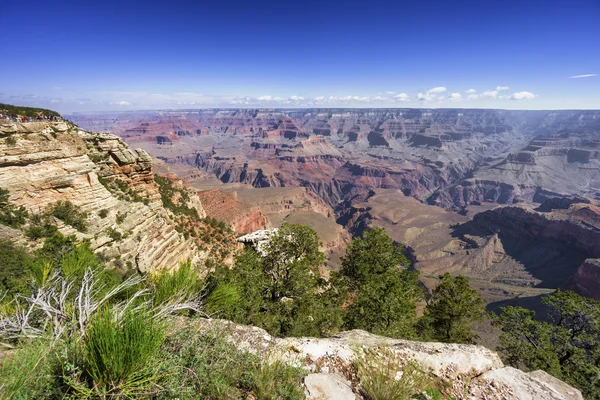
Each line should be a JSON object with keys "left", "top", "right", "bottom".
{"left": 0, "top": 121, "right": 207, "bottom": 272}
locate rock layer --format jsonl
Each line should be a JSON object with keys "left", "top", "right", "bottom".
{"left": 0, "top": 121, "right": 206, "bottom": 272}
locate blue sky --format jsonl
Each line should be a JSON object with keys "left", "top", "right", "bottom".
{"left": 0, "top": 0, "right": 598, "bottom": 111}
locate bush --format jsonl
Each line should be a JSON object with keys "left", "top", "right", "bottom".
{"left": 0, "top": 239, "right": 33, "bottom": 295}
{"left": 156, "top": 328, "right": 305, "bottom": 399}
{"left": 106, "top": 227, "right": 122, "bottom": 241}
{"left": 48, "top": 200, "right": 88, "bottom": 232}
{"left": 5, "top": 135, "right": 17, "bottom": 145}
{"left": 79, "top": 308, "right": 165, "bottom": 396}
{"left": 0, "top": 338, "right": 61, "bottom": 399}
{"left": 116, "top": 211, "right": 127, "bottom": 224}
{"left": 0, "top": 188, "right": 28, "bottom": 228}
{"left": 25, "top": 213, "right": 58, "bottom": 239}
{"left": 151, "top": 260, "right": 203, "bottom": 307}
{"left": 98, "top": 209, "right": 108, "bottom": 219}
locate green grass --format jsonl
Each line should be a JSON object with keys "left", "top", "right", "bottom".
{"left": 357, "top": 348, "right": 432, "bottom": 400}
{"left": 79, "top": 308, "right": 165, "bottom": 397}
{"left": 156, "top": 327, "right": 306, "bottom": 400}
{"left": 151, "top": 260, "right": 203, "bottom": 306}
{"left": 0, "top": 338, "right": 59, "bottom": 399}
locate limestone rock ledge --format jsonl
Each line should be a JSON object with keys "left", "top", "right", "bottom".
{"left": 0, "top": 121, "right": 206, "bottom": 272}
{"left": 190, "top": 318, "right": 582, "bottom": 400}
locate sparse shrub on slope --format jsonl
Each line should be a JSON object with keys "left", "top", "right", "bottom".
{"left": 47, "top": 200, "right": 88, "bottom": 232}
{"left": 0, "top": 188, "right": 28, "bottom": 229}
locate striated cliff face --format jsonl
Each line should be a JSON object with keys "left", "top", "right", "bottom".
{"left": 0, "top": 121, "right": 207, "bottom": 273}
{"left": 188, "top": 318, "right": 582, "bottom": 400}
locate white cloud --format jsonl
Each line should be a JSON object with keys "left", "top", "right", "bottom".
{"left": 115, "top": 101, "right": 131, "bottom": 106}
{"left": 256, "top": 95, "right": 272, "bottom": 101}
{"left": 465, "top": 89, "right": 477, "bottom": 94}
{"left": 289, "top": 95, "right": 304, "bottom": 101}
{"left": 449, "top": 93, "right": 462, "bottom": 101}
{"left": 394, "top": 93, "right": 410, "bottom": 102}
{"left": 385, "top": 91, "right": 395, "bottom": 94}
{"left": 481, "top": 90, "right": 499, "bottom": 98}
{"left": 427, "top": 86, "right": 447, "bottom": 94}
{"left": 467, "top": 94, "right": 479, "bottom": 100}
{"left": 496, "top": 86, "right": 510, "bottom": 91}
{"left": 371, "top": 96, "right": 387, "bottom": 101}
{"left": 569, "top": 74, "right": 597, "bottom": 79}
{"left": 509, "top": 91, "right": 536, "bottom": 100}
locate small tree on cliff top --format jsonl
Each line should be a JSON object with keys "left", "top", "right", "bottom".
{"left": 206, "top": 223, "right": 345, "bottom": 337}
{"left": 494, "top": 290, "right": 600, "bottom": 399}
{"left": 341, "top": 228, "right": 422, "bottom": 339}
{"left": 418, "top": 273, "right": 485, "bottom": 344}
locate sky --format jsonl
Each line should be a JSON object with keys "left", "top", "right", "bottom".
{"left": 0, "top": 0, "right": 598, "bottom": 112}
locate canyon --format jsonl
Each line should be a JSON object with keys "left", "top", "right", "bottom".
{"left": 70, "top": 108, "right": 600, "bottom": 305}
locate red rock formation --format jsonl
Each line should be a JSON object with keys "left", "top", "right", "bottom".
{"left": 569, "top": 259, "right": 600, "bottom": 301}
{"left": 196, "top": 189, "right": 269, "bottom": 234}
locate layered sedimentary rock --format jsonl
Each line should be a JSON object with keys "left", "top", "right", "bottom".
{"left": 0, "top": 121, "right": 206, "bottom": 272}
{"left": 195, "top": 189, "right": 269, "bottom": 234}
{"left": 189, "top": 318, "right": 582, "bottom": 400}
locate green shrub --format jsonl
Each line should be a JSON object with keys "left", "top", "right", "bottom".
{"left": 5, "top": 135, "right": 17, "bottom": 145}
{"left": 156, "top": 328, "right": 305, "bottom": 400}
{"left": 0, "top": 239, "right": 33, "bottom": 295}
{"left": 116, "top": 211, "right": 127, "bottom": 224}
{"left": 106, "top": 227, "right": 122, "bottom": 241}
{"left": 25, "top": 213, "right": 57, "bottom": 239}
{"left": 357, "top": 348, "right": 431, "bottom": 400}
{"left": 48, "top": 200, "right": 88, "bottom": 232}
{"left": 0, "top": 338, "right": 60, "bottom": 399}
{"left": 0, "top": 188, "right": 28, "bottom": 228}
{"left": 98, "top": 209, "right": 108, "bottom": 218}
{"left": 152, "top": 260, "right": 202, "bottom": 306}
{"left": 80, "top": 308, "right": 165, "bottom": 396}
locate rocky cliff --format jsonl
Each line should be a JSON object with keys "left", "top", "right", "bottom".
{"left": 0, "top": 120, "right": 208, "bottom": 272}
{"left": 187, "top": 318, "right": 582, "bottom": 400}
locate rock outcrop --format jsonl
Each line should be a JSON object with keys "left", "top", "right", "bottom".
{"left": 195, "top": 189, "right": 269, "bottom": 234}
{"left": 569, "top": 258, "right": 600, "bottom": 300}
{"left": 189, "top": 318, "right": 582, "bottom": 400}
{"left": 0, "top": 121, "right": 207, "bottom": 272}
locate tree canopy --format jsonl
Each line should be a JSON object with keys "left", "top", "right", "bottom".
{"left": 494, "top": 290, "right": 600, "bottom": 399}
{"left": 418, "top": 273, "right": 485, "bottom": 344}
{"left": 340, "top": 228, "right": 422, "bottom": 338}
{"left": 206, "top": 223, "right": 344, "bottom": 337}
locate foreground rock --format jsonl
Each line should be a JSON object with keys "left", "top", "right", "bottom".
{"left": 190, "top": 318, "right": 582, "bottom": 400}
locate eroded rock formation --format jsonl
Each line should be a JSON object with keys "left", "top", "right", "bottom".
{"left": 0, "top": 121, "right": 207, "bottom": 272}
